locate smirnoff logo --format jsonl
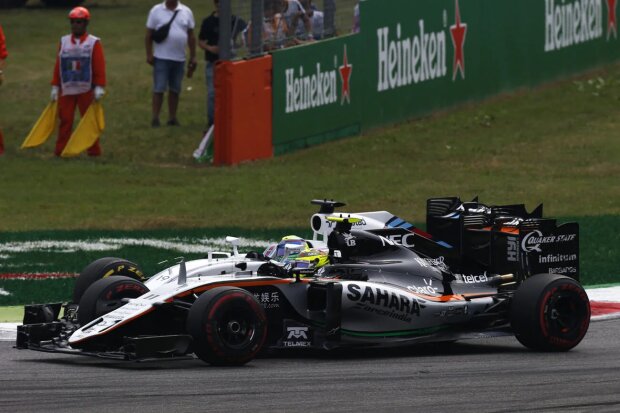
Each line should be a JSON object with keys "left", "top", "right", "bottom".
{"left": 377, "top": 0, "right": 467, "bottom": 92}
{"left": 544, "top": 0, "right": 605, "bottom": 52}
{"left": 285, "top": 45, "right": 353, "bottom": 114}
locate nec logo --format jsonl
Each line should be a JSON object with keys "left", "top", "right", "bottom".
{"left": 287, "top": 327, "right": 309, "bottom": 339}
{"left": 379, "top": 233, "right": 415, "bottom": 248}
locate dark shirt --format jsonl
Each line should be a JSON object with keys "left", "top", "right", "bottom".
{"left": 199, "top": 12, "right": 247, "bottom": 63}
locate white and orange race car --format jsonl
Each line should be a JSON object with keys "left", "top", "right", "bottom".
{"left": 17, "top": 198, "right": 589, "bottom": 366}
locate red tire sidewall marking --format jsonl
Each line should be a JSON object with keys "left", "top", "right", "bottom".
{"left": 540, "top": 282, "right": 590, "bottom": 348}
{"left": 204, "top": 292, "right": 267, "bottom": 360}
{"left": 114, "top": 283, "right": 147, "bottom": 295}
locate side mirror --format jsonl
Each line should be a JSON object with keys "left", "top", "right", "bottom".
{"left": 226, "top": 236, "right": 240, "bottom": 245}
{"left": 226, "top": 236, "right": 240, "bottom": 256}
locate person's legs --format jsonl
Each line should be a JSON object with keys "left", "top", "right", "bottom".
{"left": 76, "top": 90, "right": 94, "bottom": 115}
{"left": 152, "top": 93, "right": 164, "bottom": 126}
{"left": 56, "top": 94, "right": 78, "bottom": 156}
{"left": 166, "top": 60, "right": 185, "bottom": 125}
{"left": 167, "top": 92, "right": 179, "bottom": 124}
{"left": 152, "top": 58, "right": 168, "bottom": 126}
{"left": 206, "top": 61, "right": 215, "bottom": 128}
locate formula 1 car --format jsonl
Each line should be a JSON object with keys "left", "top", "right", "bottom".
{"left": 16, "top": 198, "right": 590, "bottom": 366}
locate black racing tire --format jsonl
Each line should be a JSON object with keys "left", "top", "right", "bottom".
{"left": 511, "top": 274, "right": 590, "bottom": 352}
{"left": 73, "top": 257, "right": 145, "bottom": 304}
{"left": 77, "top": 276, "right": 149, "bottom": 326}
{"left": 187, "top": 287, "right": 267, "bottom": 366}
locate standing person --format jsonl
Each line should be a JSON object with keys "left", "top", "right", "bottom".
{"left": 0, "top": 23, "right": 7, "bottom": 86}
{"left": 145, "top": 0, "right": 197, "bottom": 127}
{"left": 246, "top": 0, "right": 289, "bottom": 52}
{"left": 50, "top": 7, "right": 106, "bottom": 157}
{"left": 280, "top": 0, "right": 312, "bottom": 42}
{"left": 198, "top": 0, "right": 246, "bottom": 131}
{"left": 352, "top": 1, "right": 360, "bottom": 33}
{"left": 297, "top": 0, "right": 323, "bottom": 40}
{"left": 0, "top": 23, "right": 7, "bottom": 155}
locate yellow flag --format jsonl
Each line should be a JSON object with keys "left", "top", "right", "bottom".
{"left": 21, "top": 101, "right": 58, "bottom": 149}
{"left": 61, "top": 101, "right": 105, "bottom": 157}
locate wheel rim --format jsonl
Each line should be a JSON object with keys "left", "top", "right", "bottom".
{"left": 93, "top": 284, "right": 146, "bottom": 318}
{"left": 542, "top": 288, "right": 589, "bottom": 343}
{"left": 215, "top": 306, "right": 257, "bottom": 349}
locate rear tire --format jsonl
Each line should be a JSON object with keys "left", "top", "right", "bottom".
{"left": 77, "top": 276, "right": 149, "bottom": 326}
{"left": 187, "top": 287, "right": 267, "bottom": 366}
{"left": 511, "top": 274, "right": 590, "bottom": 351}
{"left": 73, "top": 257, "right": 145, "bottom": 304}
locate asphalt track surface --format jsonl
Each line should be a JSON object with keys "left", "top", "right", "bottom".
{"left": 1, "top": 319, "right": 619, "bottom": 413}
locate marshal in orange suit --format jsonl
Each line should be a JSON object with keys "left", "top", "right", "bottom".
{"left": 0, "top": 24, "right": 8, "bottom": 155}
{"left": 50, "top": 7, "right": 106, "bottom": 157}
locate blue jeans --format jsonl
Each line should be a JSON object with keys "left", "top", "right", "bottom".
{"left": 153, "top": 58, "right": 184, "bottom": 94}
{"left": 206, "top": 61, "right": 215, "bottom": 127}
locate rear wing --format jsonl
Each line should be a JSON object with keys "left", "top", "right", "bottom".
{"left": 426, "top": 197, "right": 579, "bottom": 281}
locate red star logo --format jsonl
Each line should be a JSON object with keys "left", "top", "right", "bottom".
{"left": 450, "top": 0, "right": 467, "bottom": 81}
{"left": 339, "top": 45, "right": 353, "bottom": 105}
{"left": 608, "top": 0, "right": 618, "bottom": 39}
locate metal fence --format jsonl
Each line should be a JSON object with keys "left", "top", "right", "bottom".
{"left": 218, "top": 0, "right": 360, "bottom": 59}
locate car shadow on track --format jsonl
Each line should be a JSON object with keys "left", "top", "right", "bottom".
{"left": 16, "top": 337, "right": 528, "bottom": 370}
{"left": 16, "top": 355, "right": 221, "bottom": 371}
{"left": 262, "top": 338, "right": 527, "bottom": 361}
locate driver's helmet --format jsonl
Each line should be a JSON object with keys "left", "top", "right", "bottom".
{"left": 263, "top": 235, "right": 310, "bottom": 262}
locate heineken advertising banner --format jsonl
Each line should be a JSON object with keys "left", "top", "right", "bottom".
{"left": 271, "top": 35, "right": 362, "bottom": 155}
{"left": 358, "top": 0, "right": 620, "bottom": 129}
{"left": 270, "top": 0, "right": 619, "bottom": 152}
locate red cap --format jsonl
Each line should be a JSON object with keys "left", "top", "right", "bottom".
{"left": 68, "top": 7, "right": 90, "bottom": 20}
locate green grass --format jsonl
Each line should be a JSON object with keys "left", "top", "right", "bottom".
{"left": 1, "top": 63, "right": 619, "bottom": 230}
{"left": 0, "top": 2, "right": 618, "bottom": 290}
{"left": 1, "top": 2, "right": 619, "bottom": 231}
{"left": 0, "top": 306, "right": 23, "bottom": 323}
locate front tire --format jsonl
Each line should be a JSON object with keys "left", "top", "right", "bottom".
{"left": 73, "top": 257, "right": 145, "bottom": 304}
{"left": 511, "top": 274, "right": 590, "bottom": 351}
{"left": 77, "top": 276, "right": 149, "bottom": 326}
{"left": 187, "top": 287, "right": 267, "bottom": 366}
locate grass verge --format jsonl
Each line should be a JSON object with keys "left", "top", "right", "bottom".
{"left": 0, "top": 3, "right": 618, "bottom": 230}
{"left": 0, "top": 306, "right": 23, "bottom": 323}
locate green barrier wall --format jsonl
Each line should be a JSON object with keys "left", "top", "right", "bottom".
{"left": 271, "top": 0, "right": 619, "bottom": 147}
{"left": 271, "top": 35, "right": 363, "bottom": 155}
{"left": 359, "top": 0, "right": 620, "bottom": 129}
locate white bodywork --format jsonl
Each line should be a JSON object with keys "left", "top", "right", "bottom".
{"left": 69, "top": 237, "right": 278, "bottom": 345}
{"left": 69, "top": 257, "right": 275, "bottom": 345}
{"left": 69, "top": 235, "right": 328, "bottom": 346}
